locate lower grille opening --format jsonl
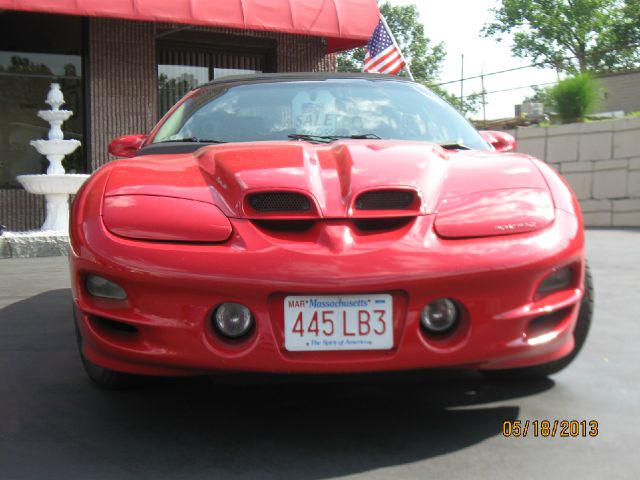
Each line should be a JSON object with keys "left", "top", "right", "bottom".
{"left": 252, "top": 220, "right": 315, "bottom": 232}
{"left": 526, "top": 307, "right": 571, "bottom": 338}
{"left": 353, "top": 217, "right": 414, "bottom": 231}
{"left": 91, "top": 316, "right": 139, "bottom": 335}
{"left": 253, "top": 218, "right": 415, "bottom": 234}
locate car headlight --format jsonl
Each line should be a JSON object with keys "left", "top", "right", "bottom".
{"left": 103, "top": 195, "right": 232, "bottom": 242}
{"left": 434, "top": 188, "right": 555, "bottom": 239}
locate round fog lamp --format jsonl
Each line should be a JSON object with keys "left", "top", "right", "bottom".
{"left": 421, "top": 298, "right": 458, "bottom": 333}
{"left": 214, "top": 303, "right": 253, "bottom": 338}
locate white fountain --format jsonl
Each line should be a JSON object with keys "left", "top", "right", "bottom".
{"left": 16, "top": 83, "right": 90, "bottom": 234}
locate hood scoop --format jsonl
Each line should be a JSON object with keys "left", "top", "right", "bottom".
{"left": 354, "top": 189, "right": 418, "bottom": 211}
{"left": 247, "top": 191, "right": 312, "bottom": 213}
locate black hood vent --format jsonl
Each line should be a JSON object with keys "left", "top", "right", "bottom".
{"left": 248, "top": 192, "right": 311, "bottom": 212}
{"left": 355, "top": 190, "right": 415, "bottom": 210}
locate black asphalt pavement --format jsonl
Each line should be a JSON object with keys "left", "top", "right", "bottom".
{"left": 0, "top": 229, "right": 638, "bottom": 479}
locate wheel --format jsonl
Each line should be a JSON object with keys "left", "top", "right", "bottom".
{"left": 484, "top": 262, "right": 594, "bottom": 380}
{"left": 74, "top": 310, "right": 132, "bottom": 389}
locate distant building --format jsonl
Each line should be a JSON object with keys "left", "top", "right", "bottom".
{"left": 515, "top": 102, "right": 545, "bottom": 118}
{"left": 598, "top": 69, "right": 640, "bottom": 114}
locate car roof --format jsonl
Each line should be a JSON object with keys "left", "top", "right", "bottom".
{"left": 199, "top": 72, "right": 415, "bottom": 89}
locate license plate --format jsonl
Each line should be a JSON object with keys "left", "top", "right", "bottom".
{"left": 284, "top": 294, "right": 393, "bottom": 351}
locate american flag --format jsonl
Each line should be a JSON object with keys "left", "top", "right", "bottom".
{"left": 363, "top": 18, "right": 406, "bottom": 75}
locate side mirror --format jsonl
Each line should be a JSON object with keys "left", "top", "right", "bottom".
{"left": 479, "top": 130, "right": 517, "bottom": 153}
{"left": 108, "top": 134, "right": 147, "bottom": 158}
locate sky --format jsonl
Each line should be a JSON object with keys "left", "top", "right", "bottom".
{"left": 388, "top": 0, "right": 559, "bottom": 119}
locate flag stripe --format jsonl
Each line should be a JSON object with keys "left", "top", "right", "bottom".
{"left": 365, "top": 47, "right": 399, "bottom": 71}
{"left": 365, "top": 52, "right": 404, "bottom": 74}
{"left": 367, "top": 48, "right": 400, "bottom": 69}
{"left": 380, "top": 57, "right": 404, "bottom": 74}
{"left": 364, "top": 44, "right": 395, "bottom": 67}
{"left": 364, "top": 47, "right": 398, "bottom": 70}
{"left": 373, "top": 53, "right": 402, "bottom": 72}
{"left": 386, "top": 64, "right": 403, "bottom": 75}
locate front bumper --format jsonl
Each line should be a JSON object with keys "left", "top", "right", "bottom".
{"left": 70, "top": 210, "right": 584, "bottom": 376}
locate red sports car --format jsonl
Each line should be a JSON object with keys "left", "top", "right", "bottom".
{"left": 69, "top": 73, "right": 593, "bottom": 388}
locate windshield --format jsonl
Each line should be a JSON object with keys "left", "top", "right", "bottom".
{"left": 151, "top": 78, "right": 489, "bottom": 150}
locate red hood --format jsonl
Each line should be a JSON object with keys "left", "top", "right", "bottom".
{"left": 104, "top": 140, "right": 549, "bottom": 218}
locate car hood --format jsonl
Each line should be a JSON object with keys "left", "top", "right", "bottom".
{"left": 104, "top": 140, "right": 550, "bottom": 219}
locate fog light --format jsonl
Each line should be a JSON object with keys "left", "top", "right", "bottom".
{"left": 214, "top": 303, "right": 253, "bottom": 338}
{"left": 85, "top": 275, "right": 127, "bottom": 300}
{"left": 421, "top": 298, "right": 458, "bottom": 333}
{"left": 537, "top": 267, "right": 573, "bottom": 295}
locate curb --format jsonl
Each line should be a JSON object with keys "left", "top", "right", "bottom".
{"left": 0, "top": 232, "right": 69, "bottom": 259}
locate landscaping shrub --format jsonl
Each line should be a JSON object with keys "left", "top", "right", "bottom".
{"left": 550, "top": 73, "right": 601, "bottom": 124}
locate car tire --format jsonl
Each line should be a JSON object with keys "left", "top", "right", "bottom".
{"left": 74, "top": 310, "right": 132, "bottom": 389}
{"left": 484, "top": 262, "right": 594, "bottom": 380}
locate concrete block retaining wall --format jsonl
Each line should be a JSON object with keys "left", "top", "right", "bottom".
{"left": 506, "top": 117, "right": 640, "bottom": 227}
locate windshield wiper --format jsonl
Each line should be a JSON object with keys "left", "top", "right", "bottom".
{"left": 288, "top": 133, "right": 381, "bottom": 143}
{"left": 437, "top": 142, "right": 471, "bottom": 150}
{"left": 156, "top": 137, "right": 227, "bottom": 144}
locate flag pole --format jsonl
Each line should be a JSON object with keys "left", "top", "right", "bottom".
{"left": 379, "top": 14, "right": 414, "bottom": 81}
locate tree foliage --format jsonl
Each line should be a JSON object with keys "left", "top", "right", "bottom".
{"left": 483, "top": 0, "right": 640, "bottom": 74}
{"left": 337, "top": 2, "right": 481, "bottom": 114}
{"left": 615, "top": 0, "right": 640, "bottom": 50}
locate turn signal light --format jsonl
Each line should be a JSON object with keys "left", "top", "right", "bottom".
{"left": 85, "top": 275, "right": 127, "bottom": 300}
{"left": 537, "top": 267, "right": 573, "bottom": 296}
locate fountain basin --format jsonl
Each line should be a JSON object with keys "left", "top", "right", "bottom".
{"left": 17, "top": 174, "right": 90, "bottom": 195}
{"left": 38, "top": 110, "right": 73, "bottom": 123}
{"left": 30, "top": 139, "right": 81, "bottom": 156}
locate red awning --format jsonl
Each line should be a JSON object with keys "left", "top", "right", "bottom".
{"left": 0, "top": 0, "right": 379, "bottom": 52}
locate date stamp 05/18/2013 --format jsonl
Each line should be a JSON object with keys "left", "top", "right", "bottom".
{"left": 503, "top": 420, "right": 599, "bottom": 438}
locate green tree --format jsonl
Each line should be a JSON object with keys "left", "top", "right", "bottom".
{"left": 337, "top": 2, "right": 481, "bottom": 114}
{"left": 613, "top": 1, "right": 640, "bottom": 51}
{"left": 483, "top": 0, "right": 640, "bottom": 74}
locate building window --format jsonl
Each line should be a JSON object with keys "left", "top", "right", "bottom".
{"left": 0, "top": 12, "right": 85, "bottom": 188}
{"left": 158, "top": 61, "right": 210, "bottom": 117}
{"left": 157, "top": 33, "right": 275, "bottom": 117}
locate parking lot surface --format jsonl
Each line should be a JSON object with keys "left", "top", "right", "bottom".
{"left": 0, "top": 229, "right": 638, "bottom": 479}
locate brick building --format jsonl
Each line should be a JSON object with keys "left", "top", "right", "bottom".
{"left": 0, "top": 1, "right": 379, "bottom": 230}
